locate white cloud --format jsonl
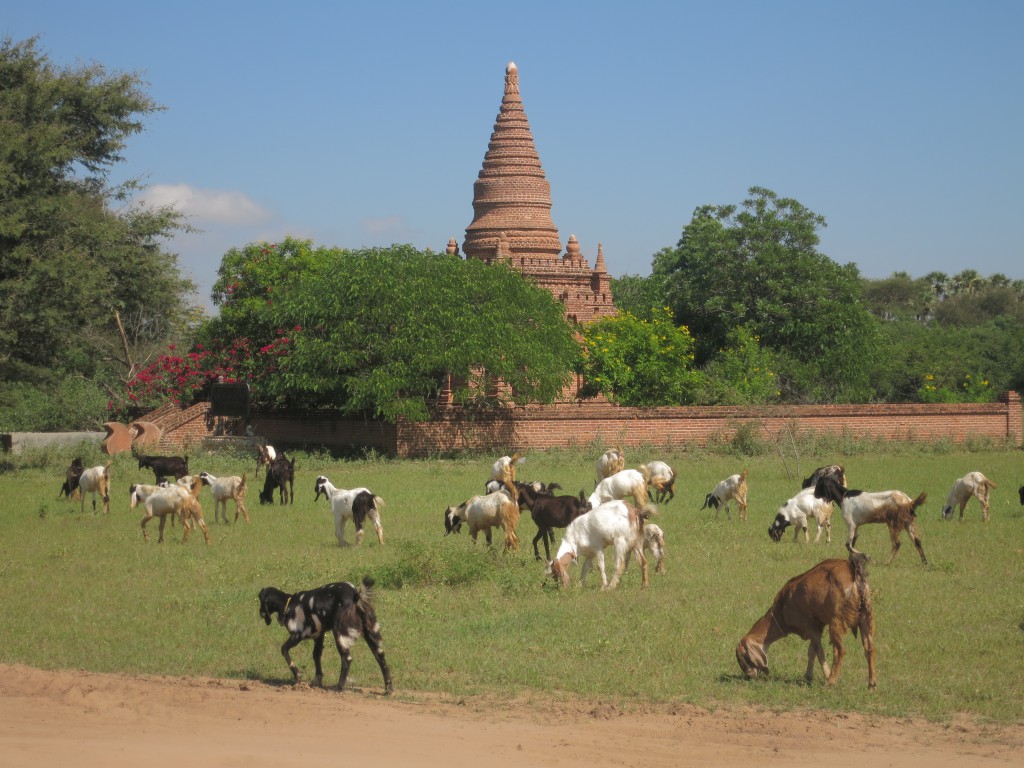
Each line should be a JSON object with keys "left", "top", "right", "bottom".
{"left": 141, "top": 184, "right": 273, "bottom": 226}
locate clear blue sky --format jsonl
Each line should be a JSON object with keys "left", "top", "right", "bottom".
{"left": 6, "top": 1, "right": 1023, "bottom": 311}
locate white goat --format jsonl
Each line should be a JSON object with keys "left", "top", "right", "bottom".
{"left": 78, "top": 463, "right": 111, "bottom": 514}
{"left": 768, "top": 487, "right": 833, "bottom": 543}
{"left": 490, "top": 453, "right": 525, "bottom": 488}
{"left": 814, "top": 476, "right": 928, "bottom": 564}
{"left": 140, "top": 476, "right": 209, "bottom": 544}
{"left": 700, "top": 470, "right": 749, "bottom": 521}
{"left": 941, "top": 471, "right": 996, "bottom": 522}
{"left": 198, "top": 471, "right": 250, "bottom": 524}
{"left": 313, "top": 476, "right": 384, "bottom": 546}
{"left": 546, "top": 500, "right": 653, "bottom": 589}
{"left": 639, "top": 460, "right": 677, "bottom": 503}
{"left": 588, "top": 468, "right": 650, "bottom": 510}
{"left": 594, "top": 447, "right": 626, "bottom": 485}
{"left": 639, "top": 522, "right": 667, "bottom": 574}
{"left": 444, "top": 488, "right": 520, "bottom": 552}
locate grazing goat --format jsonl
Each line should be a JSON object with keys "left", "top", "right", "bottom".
{"left": 140, "top": 476, "right": 210, "bottom": 543}
{"left": 78, "top": 463, "right": 111, "bottom": 514}
{"left": 640, "top": 460, "right": 677, "bottom": 503}
{"left": 444, "top": 488, "right": 520, "bottom": 552}
{"left": 595, "top": 447, "right": 626, "bottom": 485}
{"left": 259, "top": 454, "right": 295, "bottom": 504}
{"left": 546, "top": 500, "right": 654, "bottom": 589}
{"left": 940, "top": 471, "right": 996, "bottom": 522}
{"left": 633, "top": 522, "right": 666, "bottom": 574}
{"left": 137, "top": 454, "right": 189, "bottom": 484}
{"left": 255, "top": 444, "right": 277, "bottom": 478}
{"left": 814, "top": 476, "right": 928, "bottom": 564}
{"left": 516, "top": 483, "right": 588, "bottom": 561}
{"left": 801, "top": 464, "right": 847, "bottom": 490}
{"left": 199, "top": 471, "right": 250, "bottom": 524}
{"left": 700, "top": 470, "right": 749, "bottom": 521}
{"left": 768, "top": 487, "right": 833, "bottom": 543}
{"left": 258, "top": 577, "right": 393, "bottom": 694}
{"left": 736, "top": 552, "right": 876, "bottom": 689}
{"left": 588, "top": 468, "right": 650, "bottom": 510}
{"left": 313, "top": 476, "right": 385, "bottom": 546}
{"left": 58, "top": 457, "right": 85, "bottom": 500}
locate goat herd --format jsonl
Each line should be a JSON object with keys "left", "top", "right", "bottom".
{"left": 54, "top": 445, "right": 1013, "bottom": 695}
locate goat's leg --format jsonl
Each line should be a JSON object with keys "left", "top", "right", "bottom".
{"left": 805, "top": 635, "right": 830, "bottom": 683}
{"left": 309, "top": 634, "right": 326, "bottom": 687}
{"left": 361, "top": 624, "right": 394, "bottom": 695}
{"left": 532, "top": 528, "right": 546, "bottom": 561}
{"left": 194, "top": 516, "right": 210, "bottom": 544}
{"left": 281, "top": 636, "right": 304, "bottom": 683}
{"left": 859, "top": 605, "right": 877, "bottom": 689}
{"left": 235, "top": 499, "right": 250, "bottom": 524}
{"left": 335, "top": 516, "right": 347, "bottom": 547}
{"left": 825, "top": 625, "right": 846, "bottom": 685}
{"left": 370, "top": 510, "right": 384, "bottom": 545}
{"left": 140, "top": 513, "right": 152, "bottom": 542}
{"left": 157, "top": 514, "right": 168, "bottom": 544}
{"left": 579, "top": 556, "right": 592, "bottom": 586}
{"left": 595, "top": 551, "right": 609, "bottom": 589}
{"left": 905, "top": 521, "right": 927, "bottom": 564}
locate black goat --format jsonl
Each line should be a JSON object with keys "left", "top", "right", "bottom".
{"left": 516, "top": 483, "right": 589, "bottom": 561}
{"left": 137, "top": 454, "right": 189, "bottom": 484}
{"left": 58, "top": 457, "right": 85, "bottom": 499}
{"left": 259, "top": 454, "right": 295, "bottom": 504}
{"left": 801, "top": 464, "right": 847, "bottom": 490}
{"left": 257, "top": 577, "right": 393, "bottom": 693}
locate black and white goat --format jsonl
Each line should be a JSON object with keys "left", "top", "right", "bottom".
{"left": 814, "top": 476, "right": 928, "bottom": 564}
{"left": 313, "top": 476, "right": 385, "bottom": 546}
{"left": 259, "top": 454, "right": 295, "bottom": 504}
{"left": 768, "top": 487, "right": 833, "bottom": 543}
{"left": 58, "top": 457, "right": 85, "bottom": 500}
{"left": 257, "top": 578, "right": 393, "bottom": 694}
{"left": 801, "top": 464, "right": 847, "bottom": 490}
{"left": 700, "top": 470, "right": 749, "bottom": 521}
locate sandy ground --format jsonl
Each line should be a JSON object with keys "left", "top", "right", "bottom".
{"left": 1, "top": 663, "right": 1021, "bottom": 768}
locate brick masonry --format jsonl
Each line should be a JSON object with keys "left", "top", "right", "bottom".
{"left": 145, "top": 391, "right": 1021, "bottom": 458}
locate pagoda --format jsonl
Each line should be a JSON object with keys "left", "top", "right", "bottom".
{"left": 449, "top": 62, "right": 615, "bottom": 325}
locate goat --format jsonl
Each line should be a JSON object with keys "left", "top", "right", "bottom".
{"left": 594, "top": 447, "right": 626, "bottom": 485}
{"left": 313, "top": 476, "right": 385, "bottom": 546}
{"left": 259, "top": 454, "right": 295, "bottom": 504}
{"left": 78, "top": 463, "right": 111, "bottom": 514}
{"left": 814, "top": 476, "right": 928, "bottom": 564}
{"left": 700, "top": 470, "right": 749, "bottom": 521}
{"left": 631, "top": 522, "right": 666, "bottom": 574}
{"left": 198, "top": 471, "right": 250, "bottom": 524}
{"left": 516, "top": 483, "right": 588, "bottom": 561}
{"left": 58, "top": 457, "right": 85, "bottom": 500}
{"left": 255, "top": 443, "right": 277, "bottom": 478}
{"left": 801, "top": 464, "right": 847, "bottom": 490}
{"left": 940, "top": 471, "right": 996, "bottom": 522}
{"left": 546, "top": 500, "right": 654, "bottom": 589}
{"left": 486, "top": 478, "right": 560, "bottom": 496}
{"left": 140, "top": 476, "right": 210, "bottom": 544}
{"left": 588, "top": 467, "right": 650, "bottom": 510}
{"left": 768, "top": 487, "right": 833, "bottom": 544}
{"left": 639, "top": 460, "right": 677, "bottom": 503}
{"left": 137, "top": 454, "right": 189, "bottom": 484}
{"left": 736, "top": 552, "right": 876, "bottom": 689}
{"left": 258, "top": 577, "right": 393, "bottom": 694}
{"left": 489, "top": 453, "right": 526, "bottom": 490}
{"left": 444, "top": 487, "right": 520, "bottom": 552}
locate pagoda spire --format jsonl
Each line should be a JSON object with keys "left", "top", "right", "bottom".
{"left": 463, "top": 62, "right": 562, "bottom": 262}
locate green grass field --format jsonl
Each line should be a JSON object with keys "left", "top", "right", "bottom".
{"left": 1, "top": 443, "right": 1022, "bottom": 723}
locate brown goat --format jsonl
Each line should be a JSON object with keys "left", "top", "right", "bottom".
{"left": 736, "top": 553, "right": 876, "bottom": 689}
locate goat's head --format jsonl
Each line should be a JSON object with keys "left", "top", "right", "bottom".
{"left": 700, "top": 493, "right": 720, "bottom": 512}
{"left": 767, "top": 514, "right": 791, "bottom": 542}
{"left": 444, "top": 506, "right": 462, "bottom": 535}
{"left": 313, "top": 475, "right": 330, "bottom": 502}
{"left": 257, "top": 587, "right": 285, "bottom": 626}
{"left": 545, "top": 555, "right": 572, "bottom": 588}
{"left": 813, "top": 476, "right": 845, "bottom": 504}
{"left": 940, "top": 503, "right": 955, "bottom": 520}
{"left": 198, "top": 471, "right": 214, "bottom": 487}
{"left": 736, "top": 636, "right": 770, "bottom": 679}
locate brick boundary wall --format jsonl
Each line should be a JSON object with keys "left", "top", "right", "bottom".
{"left": 145, "top": 391, "right": 1021, "bottom": 457}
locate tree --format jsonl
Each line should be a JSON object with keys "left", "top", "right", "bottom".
{"left": 610, "top": 271, "right": 664, "bottom": 318}
{"left": 190, "top": 240, "right": 580, "bottom": 421}
{"left": 655, "top": 187, "right": 883, "bottom": 402}
{"left": 0, "top": 36, "right": 195, "bottom": 427}
{"left": 577, "top": 307, "right": 704, "bottom": 406}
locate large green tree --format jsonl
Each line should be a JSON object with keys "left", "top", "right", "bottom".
{"left": 654, "top": 187, "right": 882, "bottom": 402}
{"left": 195, "top": 239, "right": 580, "bottom": 421}
{"left": 0, "top": 36, "right": 195, "bottom": 428}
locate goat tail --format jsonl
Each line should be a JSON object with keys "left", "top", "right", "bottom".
{"left": 639, "top": 502, "right": 658, "bottom": 520}
{"left": 374, "top": 494, "right": 385, "bottom": 510}
{"left": 239, "top": 473, "right": 247, "bottom": 491}
{"left": 910, "top": 491, "right": 928, "bottom": 514}
{"left": 359, "top": 576, "right": 376, "bottom": 607}
{"left": 740, "top": 468, "right": 749, "bottom": 482}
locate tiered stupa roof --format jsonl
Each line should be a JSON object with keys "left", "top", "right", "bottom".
{"left": 456, "top": 62, "right": 615, "bottom": 325}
